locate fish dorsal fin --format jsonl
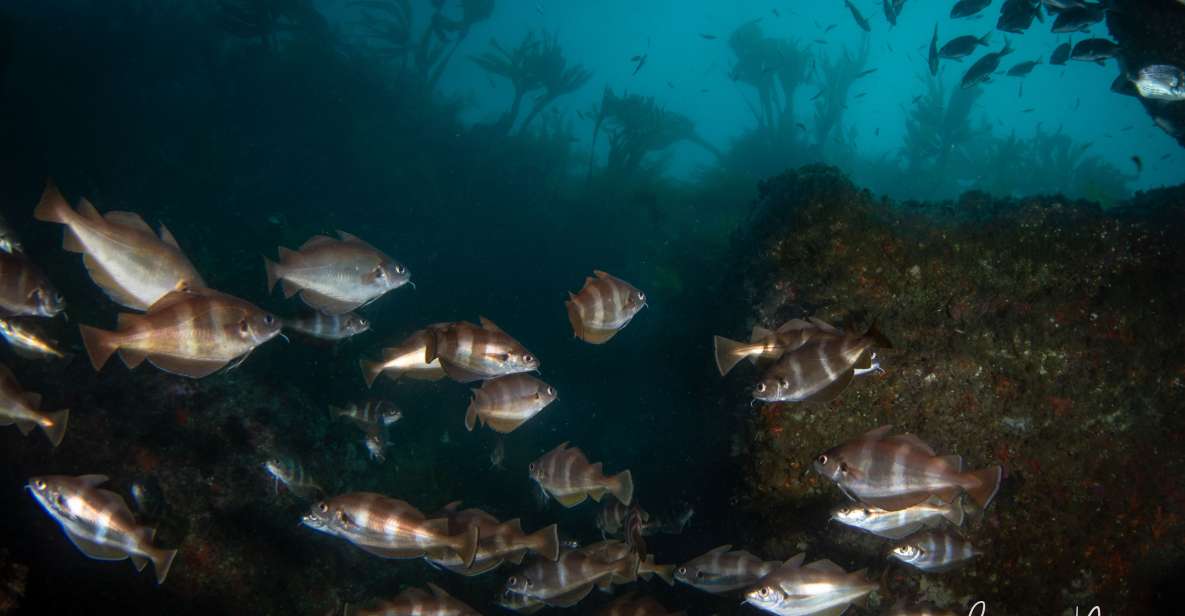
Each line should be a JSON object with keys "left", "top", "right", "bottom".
{"left": 592, "top": 270, "right": 613, "bottom": 281}
{"left": 887, "top": 433, "right": 935, "bottom": 456}
{"left": 862, "top": 425, "right": 894, "bottom": 441}
{"left": 158, "top": 224, "right": 180, "bottom": 249}
{"left": 336, "top": 230, "right": 378, "bottom": 251}
{"left": 425, "top": 583, "right": 451, "bottom": 599}
{"left": 478, "top": 316, "right": 505, "bottom": 334}
{"left": 300, "top": 235, "right": 337, "bottom": 250}
{"left": 77, "top": 198, "right": 102, "bottom": 221}
{"left": 807, "top": 317, "right": 842, "bottom": 333}
{"left": 77, "top": 474, "right": 110, "bottom": 487}
{"left": 707, "top": 544, "right": 732, "bottom": 555}
{"left": 777, "top": 319, "right": 813, "bottom": 332}
{"left": 784, "top": 553, "right": 806, "bottom": 568}
{"left": 750, "top": 326, "right": 773, "bottom": 342}
{"left": 440, "top": 500, "right": 462, "bottom": 513}
{"left": 104, "top": 211, "right": 153, "bottom": 233}
{"left": 803, "top": 558, "right": 844, "bottom": 574}
{"left": 145, "top": 289, "right": 200, "bottom": 314}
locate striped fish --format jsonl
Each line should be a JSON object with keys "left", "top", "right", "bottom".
{"left": 529, "top": 442, "right": 634, "bottom": 507}
{"left": 264, "top": 231, "right": 410, "bottom": 315}
{"left": 465, "top": 373, "right": 557, "bottom": 433}
{"left": 426, "top": 503, "right": 559, "bottom": 575}
{"left": 347, "top": 583, "right": 481, "bottom": 616}
{"left": 713, "top": 317, "right": 846, "bottom": 376}
{"left": 283, "top": 311, "right": 369, "bottom": 341}
{"left": 831, "top": 497, "right": 965, "bottom": 539}
{"left": 0, "top": 363, "right": 68, "bottom": 447}
{"left": 0, "top": 212, "right": 21, "bottom": 254}
{"left": 359, "top": 328, "right": 446, "bottom": 387}
{"left": 890, "top": 530, "right": 982, "bottom": 572}
{"left": 0, "top": 318, "right": 67, "bottom": 359}
{"left": 504, "top": 548, "right": 639, "bottom": 608}
{"left": 33, "top": 180, "right": 204, "bottom": 311}
{"left": 262, "top": 456, "right": 323, "bottom": 499}
{"left": 78, "top": 287, "right": 282, "bottom": 378}
{"left": 744, "top": 555, "right": 877, "bottom": 616}
{"left": 752, "top": 323, "right": 890, "bottom": 404}
{"left": 597, "top": 500, "right": 692, "bottom": 539}
{"left": 674, "top": 545, "right": 779, "bottom": 594}
{"left": 333, "top": 400, "right": 403, "bottom": 428}
{"left": 26, "top": 474, "right": 178, "bottom": 584}
{"left": 301, "top": 492, "right": 479, "bottom": 568}
{"left": 0, "top": 252, "right": 64, "bottom": 318}
{"left": 363, "top": 427, "right": 388, "bottom": 463}
{"left": 814, "top": 426, "right": 1003, "bottom": 512}
{"left": 565, "top": 270, "right": 646, "bottom": 344}
{"left": 581, "top": 540, "right": 675, "bottom": 586}
{"left": 426, "top": 317, "right": 539, "bottom": 383}
{"left": 599, "top": 593, "right": 684, "bottom": 616}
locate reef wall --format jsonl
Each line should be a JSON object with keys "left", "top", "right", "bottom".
{"left": 726, "top": 165, "right": 1185, "bottom": 614}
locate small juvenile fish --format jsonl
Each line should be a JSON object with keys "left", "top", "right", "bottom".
{"left": 675, "top": 544, "right": 779, "bottom": 594}
{"left": 831, "top": 497, "right": 965, "bottom": 539}
{"left": 490, "top": 438, "right": 506, "bottom": 470}
{"left": 301, "top": 492, "right": 479, "bottom": 567}
{"left": 597, "top": 499, "right": 691, "bottom": 539}
{"left": 1131, "top": 64, "right": 1185, "bottom": 101}
{"left": 78, "top": 288, "right": 281, "bottom": 378}
{"left": 496, "top": 588, "right": 544, "bottom": 614}
{"left": 744, "top": 555, "right": 877, "bottom": 616}
{"left": 0, "top": 363, "right": 68, "bottom": 447}
{"left": 27, "top": 474, "right": 178, "bottom": 584}
{"left": 359, "top": 328, "right": 446, "bottom": 387}
{"left": 364, "top": 427, "right": 388, "bottom": 463}
{"left": 426, "top": 317, "right": 539, "bottom": 382}
{"left": 530, "top": 442, "right": 634, "bottom": 507}
{"left": 0, "top": 252, "right": 64, "bottom": 318}
{"left": 890, "top": 530, "right": 982, "bottom": 572}
{"left": 263, "top": 456, "right": 323, "bottom": 499}
{"left": 282, "top": 311, "right": 369, "bottom": 341}
{"left": 333, "top": 400, "right": 403, "bottom": 428}
{"left": 927, "top": 24, "right": 939, "bottom": 76}
{"left": 265, "top": 231, "right": 410, "bottom": 315}
{"left": 814, "top": 426, "right": 1002, "bottom": 512}
{"left": 349, "top": 583, "right": 480, "bottom": 616}
{"left": 0, "top": 319, "right": 67, "bottom": 359}
{"left": 465, "top": 373, "right": 557, "bottom": 434}
{"left": 714, "top": 317, "right": 845, "bottom": 376}
{"left": 33, "top": 181, "right": 205, "bottom": 311}
{"left": 504, "top": 548, "right": 638, "bottom": 608}
{"left": 565, "top": 270, "right": 647, "bottom": 344}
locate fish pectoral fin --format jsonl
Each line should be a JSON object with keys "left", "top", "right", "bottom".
{"left": 147, "top": 354, "right": 229, "bottom": 379}
{"left": 130, "top": 554, "right": 149, "bottom": 572}
{"left": 64, "top": 530, "right": 129, "bottom": 561}
{"left": 803, "top": 558, "right": 845, "bottom": 574}
{"left": 104, "top": 211, "right": 153, "bottom": 233}
{"left": 14, "top": 420, "right": 35, "bottom": 435}
{"left": 439, "top": 360, "right": 486, "bottom": 383}
{"left": 555, "top": 492, "right": 589, "bottom": 508}
{"left": 544, "top": 583, "right": 594, "bottom": 608}
{"left": 353, "top": 543, "right": 424, "bottom": 559}
{"left": 298, "top": 289, "right": 359, "bottom": 315}
{"left": 478, "top": 316, "right": 506, "bottom": 334}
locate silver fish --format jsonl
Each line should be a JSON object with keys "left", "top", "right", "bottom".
{"left": 675, "top": 544, "right": 780, "bottom": 594}
{"left": 263, "top": 456, "right": 323, "bottom": 499}
{"left": 282, "top": 311, "right": 369, "bottom": 341}
{"left": 0, "top": 319, "right": 67, "bottom": 360}
{"left": 744, "top": 555, "right": 877, "bottom": 616}
{"left": 831, "top": 497, "right": 965, "bottom": 539}
{"left": 0, "top": 363, "right": 68, "bottom": 447}
{"left": 890, "top": 530, "right": 982, "bottom": 572}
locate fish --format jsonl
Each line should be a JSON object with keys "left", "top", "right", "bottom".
{"left": 675, "top": 545, "right": 780, "bottom": 594}
{"left": 831, "top": 496, "right": 965, "bottom": 539}
{"left": 752, "top": 323, "right": 890, "bottom": 403}
{"left": 883, "top": 0, "right": 897, "bottom": 27}
{"left": 1050, "top": 41, "right": 1071, "bottom": 65}
{"left": 465, "top": 373, "right": 557, "bottom": 433}
{"left": 496, "top": 588, "right": 545, "bottom": 614}
{"left": 78, "top": 287, "right": 282, "bottom": 378}
{"left": 960, "top": 39, "right": 1014, "bottom": 89}
{"left": 0, "top": 363, "right": 68, "bottom": 447}
{"left": 824, "top": 24, "right": 838, "bottom": 33}
{"left": 699, "top": 33, "right": 716, "bottom": 40}
{"left": 363, "top": 428, "right": 388, "bottom": 463}
{"left": 529, "top": 442, "right": 634, "bottom": 507}
{"left": 0, "top": 318, "right": 67, "bottom": 359}
{"left": 0, "top": 213, "right": 22, "bottom": 253}
{"left": 282, "top": 311, "right": 369, "bottom": 341}
{"left": 264, "top": 231, "right": 410, "bottom": 315}
{"left": 27, "top": 474, "right": 177, "bottom": 584}
{"left": 938, "top": 33, "right": 992, "bottom": 60}
{"left": 0, "top": 252, "right": 65, "bottom": 318}
{"left": 565, "top": 270, "right": 646, "bottom": 344}
{"left": 1006, "top": 58, "right": 1042, "bottom": 77}
{"left": 632, "top": 54, "right": 647, "bottom": 76}
{"left": 33, "top": 181, "right": 205, "bottom": 311}
{"left": 263, "top": 456, "right": 323, "bottom": 499}
{"left": 597, "top": 499, "right": 692, "bottom": 540}
{"left": 997, "top": 0, "right": 1042, "bottom": 34}
{"left": 813, "top": 426, "right": 1003, "bottom": 512}
{"left": 928, "top": 24, "right": 939, "bottom": 76}
{"left": 425, "top": 317, "right": 539, "bottom": 382}
{"left": 744, "top": 555, "right": 877, "bottom": 616}
{"left": 1131, "top": 155, "right": 1142, "bottom": 173}
{"left": 889, "top": 530, "right": 982, "bottom": 572}
{"left": 1051, "top": 5, "right": 1103, "bottom": 33}
{"left": 581, "top": 540, "right": 674, "bottom": 586}
{"left": 599, "top": 593, "right": 682, "bottom": 616}
{"left": 359, "top": 328, "right": 447, "bottom": 386}
{"left": 714, "top": 317, "right": 846, "bottom": 376}
{"left": 503, "top": 548, "right": 638, "bottom": 607}
{"left": 950, "top": 0, "right": 991, "bottom": 18}
{"left": 843, "top": 0, "right": 871, "bottom": 32}
{"left": 427, "top": 503, "right": 560, "bottom": 575}
{"left": 856, "top": 68, "right": 878, "bottom": 78}
{"left": 1069, "top": 38, "right": 1119, "bottom": 63}
{"left": 333, "top": 399, "right": 403, "bottom": 429}
{"left": 1130, "top": 64, "right": 1185, "bottom": 101}
{"left": 301, "top": 492, "right": 479, "bottom": 567}
{"left": 348, "top": 583, "right": 480, "bottom": 616}
{"left": 129, "top": 475, "right": 166, "bottom": 519}
{"left": 596, "top": 499, "right": 647, "bottom": 537}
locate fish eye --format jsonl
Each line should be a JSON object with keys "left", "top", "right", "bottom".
{"left": 546, "top": 386, "right": 556, "bottom": 396}
{"left": 264, "top": 314, "right": 275, "bottom": 325}
{"left": 33, "top": 479, "right": 46, "bottom": 490}
{"left": 759, "top": 588, "right": 770, "bottom": 597}
{"left": 507, "top": 576, "right": 516, "bottom": 586}
{"left": 528, "top": 463, "right": 537, "bottom": 472}
{"left": 817, "top": 454, "right": 828, "bottom": 465}
{"left": 523, "top": 354, "right": 534, "bottom": 364}
{"left": 318, "top": 502, "right": 328, "bottom": 513}
{"left": 756, "top": 383, "right": 767, "bottom": 393}
{"left": 677, "top": 566, "right": 686, "bottom": 575}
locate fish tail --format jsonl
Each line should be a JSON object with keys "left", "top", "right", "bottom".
{"left": 613, "top": 552, "right": 640, "bottom": 584}
{"left": 962, "top": 465, "right": 1003, "bottom": 510}
{"left": 978, "top": 31, "right": 992, "bottom": 46}
{"left": 41, "top": 409, "right": 69, "bottom": 448}
{"left": 464, "top": 400, "right": 478, "bottom": 432}
{"left": 610, "top": 470, "right": 634, "bottom": 506}
{"left": 33, "top": 180, "right": 72, "bottom": 224}
{"left": 78, "top": 324, "right": 120, "bottom": 371}
{"left": 452, "top": 524, "right": 479, "bottom": 569}
{"left": 150, "top": 547, "right": 178, "bottom": 584}
{"left": 529, "top": 523, "right": 560, "bottom": 561}
{"left": 645, "top": 557, "right": 676, "bottom": 586}
{"left": 863, "top": 321, "right": 893, "bottom": 349}
{"left": 359, "top": 358, "right": 384, "bottom": 388}
{"left": 712, "top": 335, "right": 748, "bottom": 376}
{"left": 264, "top": 256, "right": 280, "bottom": 293}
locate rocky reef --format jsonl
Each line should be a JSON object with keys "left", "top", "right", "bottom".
{"left": 724, "top": 164, "right": 1185, "bottom": 614}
